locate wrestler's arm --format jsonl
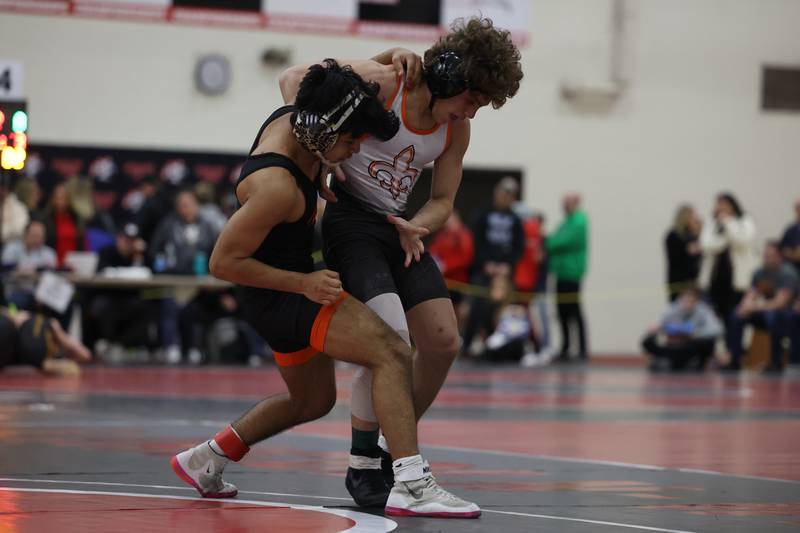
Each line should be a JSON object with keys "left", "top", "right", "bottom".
{"left": 48, "top": 318, "right": 91, "bottom": 363}
{"left": 210, "top": 169, "right": 343, "bottom": 305}
{"left": 408, "top": 120, "right": 470, "bottom": 234}
{"left": 279, "top": 60, "right": 399, "bottom": 105}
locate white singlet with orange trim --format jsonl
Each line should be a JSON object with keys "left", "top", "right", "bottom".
{"left": 338, "top": 76, "right": 453, "bottom": 216}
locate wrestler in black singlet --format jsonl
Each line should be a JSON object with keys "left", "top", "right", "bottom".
{"left": 234, "top": 106, "right": 329, "bottom": 358}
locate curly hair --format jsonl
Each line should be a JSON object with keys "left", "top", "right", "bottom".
{"left": 424, "top": 17, "right": 523, "bottom": 109}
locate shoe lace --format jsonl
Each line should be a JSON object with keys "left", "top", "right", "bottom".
{"left": 421, "top": 476, "right": 467, "bottom": 504}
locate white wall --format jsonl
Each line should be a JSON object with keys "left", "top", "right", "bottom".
{"left": 2, "top": 0, "right": 799, "bottom": 354}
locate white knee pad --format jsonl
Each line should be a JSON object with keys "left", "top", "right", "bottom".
{"left": 350, "top": 293, "right": 410, "bottom": 423}
{"left": 366, "top": 292, "right": 410, "bottom": 345}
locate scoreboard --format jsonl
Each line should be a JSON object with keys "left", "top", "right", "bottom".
{"left": 0, "top": 100, "right": 27, "bottom": 170}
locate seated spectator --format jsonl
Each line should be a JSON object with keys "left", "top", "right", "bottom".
{"left": 148, "top": 189, "right": 219, "bottom": 364}
{"left": 780, "top": 198, "right": 800, "bottom": 274}
{"left": 125, "top": 176, "right": 161, "bottom": 235}
{"left": 724, "top": 241, "right": 799, "bottom": 373}
{"left": 1, "top": 220, "right": 58, "bottom": 310}
{"left": 642, "top": 287, "right": 722, "bottom": 371}
{"left": 479, "top": 303, "right": 532, "bottom": 364}
{"left": 1, "top": 178, "right": 30, "bottom": 246}
{"left": 194, "top": 182, "right": 228, "bottom": 236}
{"left": 179, "top": 289, "right": 268, "bottom": 365}
{"left": 40, "top": 182, "right": 87, "bottom": 268}
{"left": 0, "top": 306, "right": 91, "bottom": 377}
{"left": 14, "top": 177, "right": 42, "bottom": 214}
{"left": 85, "top": 223, "right": 153, "bottom": 358}
{"left": 148, "top": 189, "right": 218, "bottom": 275}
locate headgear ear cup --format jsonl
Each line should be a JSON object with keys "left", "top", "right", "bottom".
{"left": 424, "top": 51, "right": 469, "bottom": 100}
{"left": 292, "top": 90, "right": 364, "bottom": 157}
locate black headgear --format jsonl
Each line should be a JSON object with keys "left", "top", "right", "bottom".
{"left": 424, "top": 51, "right": 469, "bottom": 100}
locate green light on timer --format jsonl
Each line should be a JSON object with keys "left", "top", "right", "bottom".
{"left": 12, "top": 110, "right": 28, "bottom": 133}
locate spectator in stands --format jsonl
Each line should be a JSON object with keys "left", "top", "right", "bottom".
{"left": 194, "top": 182, "right": 228, "bottom": 235}
{"left": 724, "top": 241, "right": 798, "bottom": 373}
{"left": 428, "top": 209, "right": 474, "bottom": 307}
{"left": 148, "top": 189, "right": 218, "bottom": 275}
{"left": 40, "top": 182, "right": 87, "bottom": 268}
{"left": 135, "top": 159, "right": 188, "bottom": 244}
{"left": 460, "top": 177, "right": 524, "bottom": 357}
{"left": 125, "top": 175, "right": 161, "bottom": 235}
{"left": 700, "top": 192, "right": 758, "bottom": 321}
{"left": 512, "top": 203, "right": 540, "bottom": 302}
{"left": 85, "top": 178, "right": 123, "bottom": 252}
{"left": 148, "top": 189, "right": 219, "bottom": 364}
{"left": 0, "top": 306, "right": 91, "bottom": 377}
{"left": 512, "top": 202, "right": 546, "bottom": 360}
{"left": 642, "top": 286, "right": 722, "bottom": 371}
{"left": 547, "top": 193, "right": 589, "bottom": 362}
{"left": 1, "top": 177, "right": 30, "bottom": 246}
{"left": 66, "top": 175, "right": 95, "bottom": 225}
{"left": 14, "top": 178, "right": 42, "bottom": 214}
{"left": 528, "top": 213, "right": 552, "bottom": 360}
{"left": 86, "top": 223, "right": 152, "bottom": 358}
{"left": 665, "top": 204, "right": 702, "bottom": 302}
{"left": 178, "top": 289, "right": 268, "bottom": 366}
{"left": 780, "top": 198, "right": 800, "bottom": 274}
{"left": 1, "top": 220, "right": 57, "bottom": 310}
{"left": 789, "top": 296, "right": 800, "bottom": 371}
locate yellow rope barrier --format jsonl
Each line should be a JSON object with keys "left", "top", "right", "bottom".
{"left": 443, "top": 279, "right": 698, "bottom": 304}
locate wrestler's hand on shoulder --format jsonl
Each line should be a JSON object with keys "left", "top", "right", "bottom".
{"left": 388, "top": 215, "right": 430, "bottom": 268}
{"left": 303, "top": 269, "right": 343, "bottom": 306}
{"left": 390, "top": 49, "right": 422, "bottom": 88}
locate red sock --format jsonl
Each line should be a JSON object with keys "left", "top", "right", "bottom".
{"left": 213, "top": 426, "right": 250, "bottom": 462}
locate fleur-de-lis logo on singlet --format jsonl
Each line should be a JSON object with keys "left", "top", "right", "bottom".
{"left": 368, "top": 145, "right": 419, "bottom": 200}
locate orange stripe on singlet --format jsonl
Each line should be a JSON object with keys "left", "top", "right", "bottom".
{"left": 272, "top": 292, "right": 349, "bottom": 367}
{"left": 310, "top": 292, "right": 348, "bottom": 352}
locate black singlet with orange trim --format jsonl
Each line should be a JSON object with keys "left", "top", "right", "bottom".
{"left": 236, "top": 105, "right": 318, "bottom": 276}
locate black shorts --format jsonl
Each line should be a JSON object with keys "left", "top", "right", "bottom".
{"left": 321, "top": 189, "right": 449, "bottom": 310}
{"left": 238, "top": 286, "right": 347, "bottom": 366}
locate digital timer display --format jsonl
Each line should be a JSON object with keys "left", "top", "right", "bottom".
{"left": 0, "top": 100, "right": 28, "bottom": 170}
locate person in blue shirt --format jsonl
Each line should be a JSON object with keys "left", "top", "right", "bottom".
{"left": 642, "top": 286, "right": 722, "bottom": 371}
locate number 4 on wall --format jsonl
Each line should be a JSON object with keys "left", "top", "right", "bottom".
{"left": 0, "top": 62, "right": 24, "bottom": 99}
{"left": 0, "top": 68, "right": 10, "bottom": 92}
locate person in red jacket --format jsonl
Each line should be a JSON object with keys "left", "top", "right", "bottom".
{"left": 513, "top": 206, "right": 542, "bottom": 295}
{"left": 429, "top": 210, "right": 474, "bottom": 304}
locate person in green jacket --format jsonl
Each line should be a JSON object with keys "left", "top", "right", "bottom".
{"left": 546, "top": 193, "right": 589, "bottom": 361}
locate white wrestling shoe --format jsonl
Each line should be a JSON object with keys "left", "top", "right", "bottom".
{"left": 171, "top": 442, "right": 238, "bottom": 498}
{"left": 385, "top": 475, "right": 481, "bottom": 518}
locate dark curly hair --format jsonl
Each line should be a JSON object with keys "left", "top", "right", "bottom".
{"left": 294, "top": 59, "right": 399, "bottom": 141}
{"left": 424, "top": 17, "right": 523, "bottom": 109}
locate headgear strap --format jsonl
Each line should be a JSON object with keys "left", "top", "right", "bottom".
{"left": 293, "top": 90, "right": 365, "bottom": 162}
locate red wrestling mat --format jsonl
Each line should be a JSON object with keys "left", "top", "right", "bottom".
{"left": 0, "top": 490, "right": 356, "bottom": 533}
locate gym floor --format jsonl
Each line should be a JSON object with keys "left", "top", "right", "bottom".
{"left": 1, "top": 363, "right": 799, "bottom": 532}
